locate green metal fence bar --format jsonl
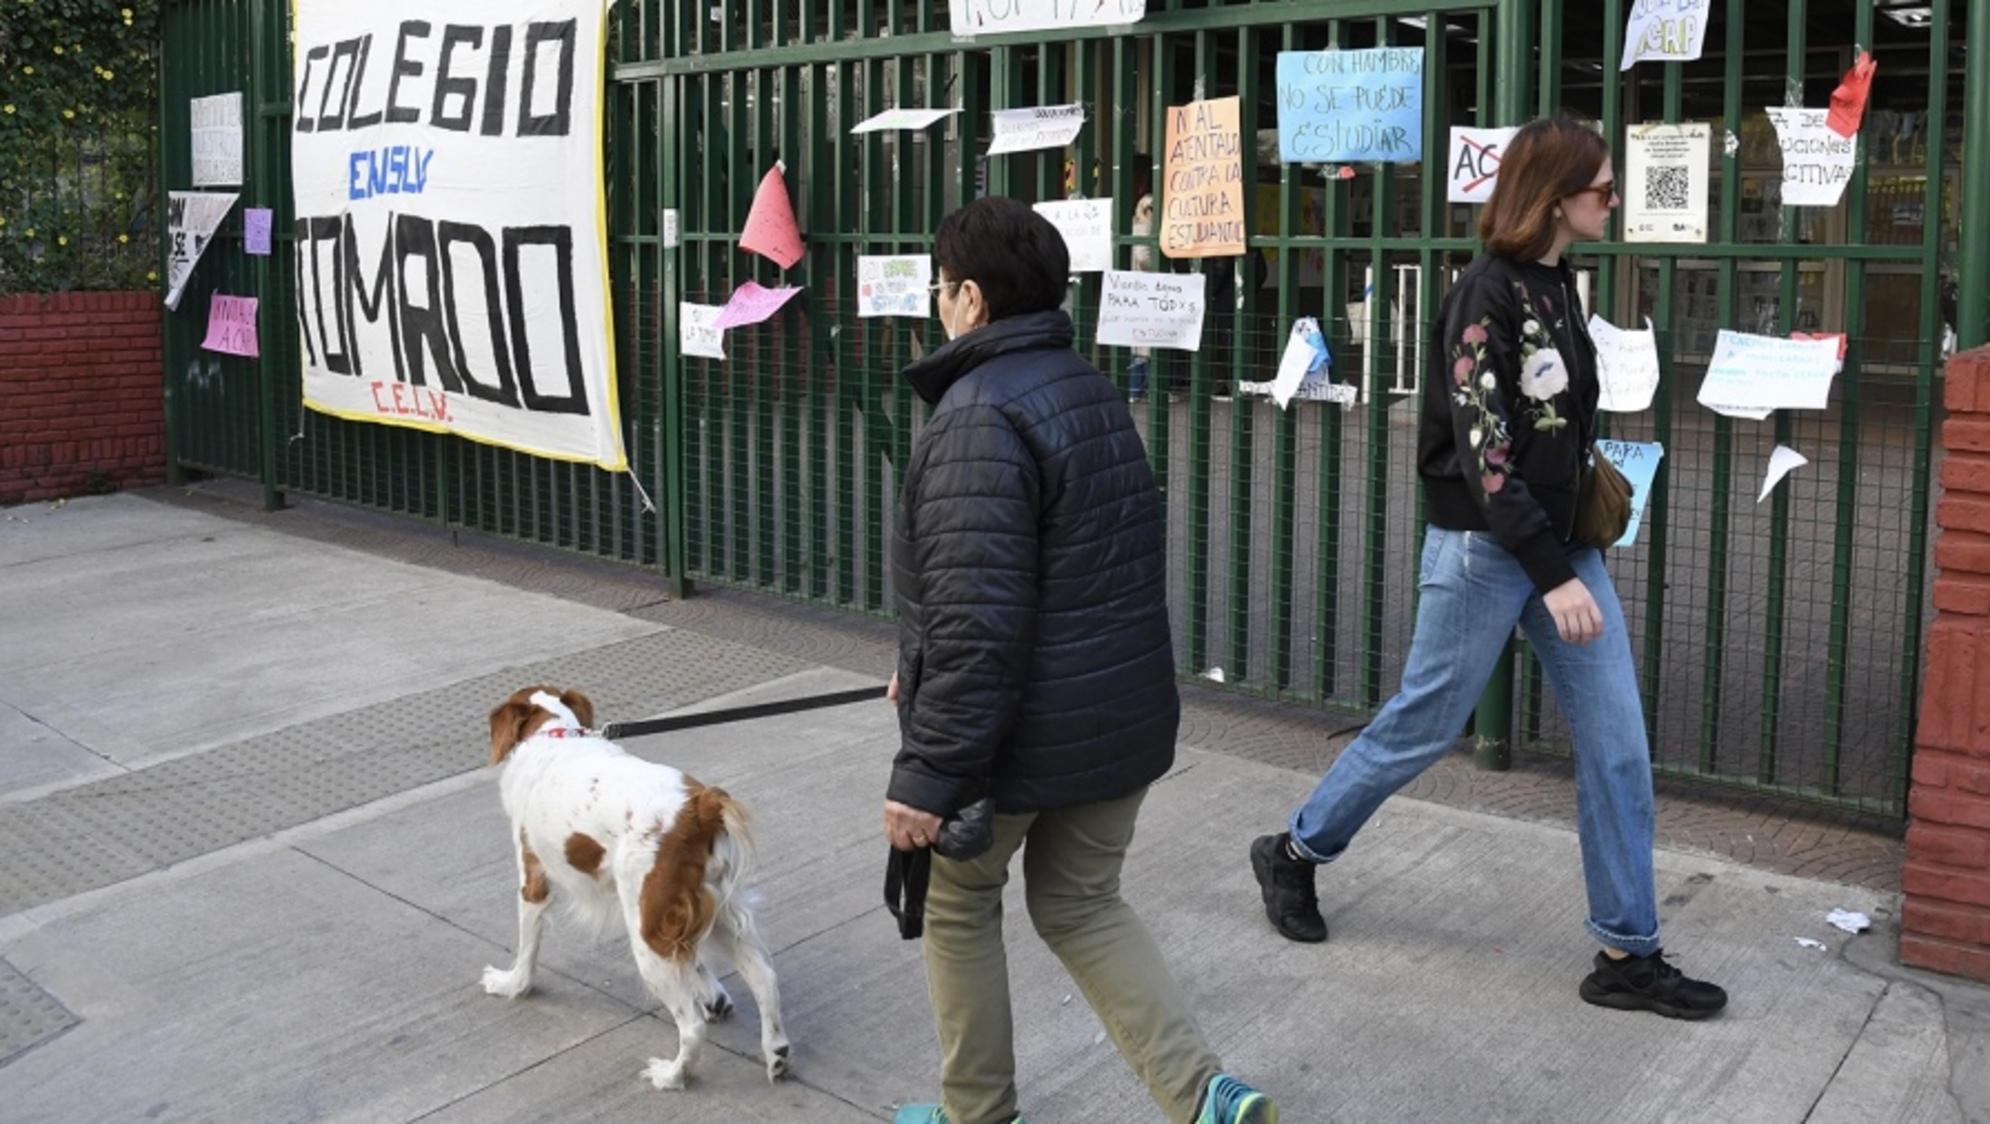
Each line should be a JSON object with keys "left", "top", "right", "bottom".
{"left": 1227, "top": 24, "right": 1259, "bottom": 683}
{"left": 1697, "top": 2, "right": 1742, "bottom": 775}
{"left": 1967, "top": 1, "right": 1990, "bottom": 348}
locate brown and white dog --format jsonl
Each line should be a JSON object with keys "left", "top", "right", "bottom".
{"left": 482, "top": 685, "right": 790, "bottom": 1090}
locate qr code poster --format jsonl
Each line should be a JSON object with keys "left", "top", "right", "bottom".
{"left": 1623, "top": 122, "right": 1709, "bottom": 244}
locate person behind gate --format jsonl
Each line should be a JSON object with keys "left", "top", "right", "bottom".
{"left": 1248, "top": 116, "right": 1730, "bottom": 1022}
{"left": 881, "top": 196, "right": 1277, "bottom": 1124}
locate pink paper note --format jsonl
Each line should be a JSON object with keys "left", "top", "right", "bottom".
{"left": 1827, "top": 51, "right": 1876, "bottom": 138}
{"left": 244, "top": 207, "right": 273, "bottom": 255}
{"left": 739, "top": 164, "right": 805, "bottom": 269}
{"left": 201, "top": 293, "right": 260, "bottom": 357}
{"left": 713, "top": 282, "right": 804, "bottom": 329}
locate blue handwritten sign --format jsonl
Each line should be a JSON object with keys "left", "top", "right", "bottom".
{"left": 1596, "top": 440, "right": 1664, "bottom": 548}
{"left": 1276, "top": 48, "right": 1425, "bottom": 164}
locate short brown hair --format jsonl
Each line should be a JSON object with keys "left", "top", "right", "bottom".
{"left": 1477, "top": 117, "right": 1610, "bottom": 262}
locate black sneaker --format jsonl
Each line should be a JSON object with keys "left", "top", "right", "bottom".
{"left": 1579, "top": 950, "right": 1728, "bottom": 1020}
{"left": 1250, "top": 833, "right": 1327, "bottom": 943}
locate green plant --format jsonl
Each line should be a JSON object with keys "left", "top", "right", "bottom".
{"left": 0, "top": 0, "right": 159, "bottom": 291}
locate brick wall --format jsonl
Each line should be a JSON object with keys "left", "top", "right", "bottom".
{"left": 1904, "top": 344, "right": 1990, "bottom": 983}
{"left": 0, "top": 291, "right": 165, "bottom": 505}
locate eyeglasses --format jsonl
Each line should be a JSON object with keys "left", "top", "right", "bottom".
{"left": 1569, "top": 181, "right": 1618, "bottom": 202}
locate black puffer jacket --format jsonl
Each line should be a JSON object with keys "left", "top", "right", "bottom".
{"left": 887, "top": 310, "right": 1179, "bottom": 816}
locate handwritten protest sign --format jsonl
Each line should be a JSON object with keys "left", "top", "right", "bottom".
{"left": 243, "top": 207, "right": 273, "bottom": 256}
{"left": 1160, "top": 96, "right": 1245, "bottom": 259}
{"left": 713, "top": 281, "right": 804, "bottom": 329}
{"left": 1033, "top": 199, "right": 1113, "bottom": 273}
{"left": 987, "top": 105, "right": 1087, "bottom": 155}
{"left": 1765, "top": 108, "right": 1855, "bottom": 207}
{"left": 163, "top": 190, "right": 237, "bottom": 311}
{"left": 1276, "top": 48, "right": 1424, "bottom": 164}
{"left": 1589, "top": 315, "right": 1662, "bottom": 414}
{"left": 951, "top": 0, "right": 1143, "bottom": 37}
{"left": 292, "top": 0, "right": 624, "bottom": 468}
{"left": 679, "top": 302, "right": 725, "bottom": 360}
{"left": 1596, "top": 440, "right": 1664, "bottom": 547}
{"left": 1097, "top": 270, "right": 1205, "bottom": 351}
{"left": 858, "top": 255, "right": 933, "bottom": 318}
{"left": 201, "top": 294, "right": 259, "bottom": 357}
{"left": 1623, "top": 123, "right": 1709, "bottom": 243}
{"left": 1620, "top": 0, "right": 1709, "bottom": 70}
{"left": 851, "top": 107, "right": 959, "bottom": 134}
{"left": 191, "top": 92, "right": 243, "bottom": 186}
{"left": 741, "top": 163, "right": 805, "bottom": 268}
{"left": 1759, "top": 445, "right": 1808, "bottom": 502}
{"left": 1446, "top": 126, "right": 1518, "bottom": 203}
{"left": 1697, "top": 329, "right": 1840, "bottom": 415}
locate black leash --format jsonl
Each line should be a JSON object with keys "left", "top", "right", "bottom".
{"left": 599, "top": 685, "right": 887, "bottom": 741}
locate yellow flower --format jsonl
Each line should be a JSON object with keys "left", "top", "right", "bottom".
{"left": 62, "top": 108, "right": 75, "bottom": 120}
{"left": 117, "top": 233, "right": 129, "bottom": 244}
{"left": 21, "top": 66, "right": 32, "bottom": 76}
{"left": 52, "top": 45, "right": 63, "bottom": 55}
{"left": 102, "top": 70, "right": 114, "bottom": 81}
{"left": 122, "top": 6, "right": 132, "bottom": 16}
{"left": 24, "top": 228, "right": 35, "bottom": 238}
{"left": 2, "top": 105, "right": 13, "bottom": 115}
{"left": 0, "top": 216, "right": 7, "bottom": 226}
{"left": 56, "top": 235, "right": 67, "bottom": 247}
{"left": 147, "top": 270, "right": 158, "bottom": 282}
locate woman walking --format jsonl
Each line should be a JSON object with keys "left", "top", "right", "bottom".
{"left": 1249, "top": 117, "right": 1727, "bottom": 1021}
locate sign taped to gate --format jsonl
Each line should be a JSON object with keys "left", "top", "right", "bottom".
{"left": 290, "top": 0, "right": 625, "bottom": 470}
{"left": 951, "top": 0, "right": 1144, "bottom": 38}
{"left": 1275, "top": 48, "right": 1424, "bottom": 164}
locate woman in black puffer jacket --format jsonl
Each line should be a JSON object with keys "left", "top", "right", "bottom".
{"left": 883, "top": 197, "right": 1274, "bottom": 1124}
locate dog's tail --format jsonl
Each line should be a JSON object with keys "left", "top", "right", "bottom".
{"left": 702, "top": 786, "right": 755, "bottom": 914}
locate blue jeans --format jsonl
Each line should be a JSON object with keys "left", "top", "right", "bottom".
{"left": 1288, "top": 526, "right": 1662, "bottom": 956}
{"left": 1127, "top": 357, "right": 1150, "bottom": 399}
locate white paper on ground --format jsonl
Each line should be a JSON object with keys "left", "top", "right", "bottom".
{"left": 1826, "top": 909, "right": 1872, "bottom": 935}
{"left": 1794, "top": 937, "right": 1828, "bottom": 951}
{"left": 1758, "top": 444, "right": 1809, "bottom": 502}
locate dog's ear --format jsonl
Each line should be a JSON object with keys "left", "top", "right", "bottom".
{"left": 560, "top": 689, "right": 596, "bottom": 730}
{"left": 489, "top": 699, "right": 538, "bottom": 766}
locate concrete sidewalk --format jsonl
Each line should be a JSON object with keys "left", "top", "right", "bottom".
{"left": 2, "top": 493, "right": 1987, "bottom": 1123}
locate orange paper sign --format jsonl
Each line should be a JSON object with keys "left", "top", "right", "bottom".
{"left": 1827, "top": 51, "right": 1877, "bottom": 139}
{"left": 1160, "top": 96, "right": 1245, "bottom": 259}
{"left": 740, "top": 162, "right": 805, "bottom": 269}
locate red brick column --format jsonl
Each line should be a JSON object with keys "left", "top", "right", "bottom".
{"left": 0, "top": 291, "right": 165, "bottom": 505}
{"left": 1904, "top": 344, "right": 1990, "bottom": 982}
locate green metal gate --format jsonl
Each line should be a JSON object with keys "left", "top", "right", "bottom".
{"left": 158, "top": 0, "right": 1989, "bottom": 820}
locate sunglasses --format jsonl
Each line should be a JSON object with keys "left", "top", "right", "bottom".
{"left": 1569, "top": 181, "right": 1618, "bottom": 202}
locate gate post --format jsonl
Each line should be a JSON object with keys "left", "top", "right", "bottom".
{"left": 1902, "top": 345, "right": 1990, "bottom": 983}
{"left": 1959, "top": 0, "right": 1990, "bottom": 350}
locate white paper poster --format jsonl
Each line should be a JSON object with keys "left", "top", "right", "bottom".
{"left": 1596, "top": 440, "right": 1664, "bottom": 547}
{"left": 987, "top": 105, "right": 1088, "bottom": 155}
{"left": 1097, "top": 270, "right": 1205, "bottom": 352}
{"left": 1765, "top": 107, "right": 1856, "bottom": 207}
{"left": 1268, "top": 317, "right": 1331, "bottom": 410}
{"left": 663, "top": 208, "right": 681, "bottom": 250}
{"left": 952, "top": 0, "right": 1143, "bottom": 37}
{"left": 1589, "top": 315, "right": 1662, "bottom": 413}
{"left": 857, "top": 255, "right": 933, "bottom": 318}
{"left": 1033, "top": 198, "right": 1113, "bottom": 274}
{"left": 1697, "top": 330, "right": 1841, "bottom": 416}
{"left": 1620, "top": 0, "right": 1710, "bottom": 71}
{"left": 679, "top": 302, "right": 725, "bottom": 360}
{"left": 292, "top": 0, "right": 625, "bottom": 470}
{"left": 190, "top": 92, "right": 244, "bottom": 187}
{"left": 1445, "top": 126, "right": 1519, "bottom": 204}
{"left": 163, "top": 191, "right": 238, "bottom": 311}
{"left": 1759, "top": 444, "right": 1808, "bottom": 502}
{"left": 1623, "top": 122, "right": 1709, "bottom": 243}
{"left": 850, "top": 107, "right": 959, "bottom": 134}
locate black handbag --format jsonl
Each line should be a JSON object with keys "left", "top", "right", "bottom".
{"left": 1575, "top": 444, "right": 1634, "bottom": 549}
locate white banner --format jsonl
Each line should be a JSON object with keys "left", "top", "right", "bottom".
{"left": 164, "top": 191, "right": 238, "bottom": 311}
{"left": 1033, "top": 198, "right": 1112, "bottom": 273}
{"left": 190, "top": 92, "right": 244, "bottom": 187}
{"left": 292, "top": 0, "right": 624, "bottom": 470}
{"left": 986, "top": 105, "right": 1087, "bottom": 155}
{"left": 1445, "top": 126, "right": 1518, "bottom": 204}
{"left": 951, "top": 0, "right": 1143, "bottom": 37}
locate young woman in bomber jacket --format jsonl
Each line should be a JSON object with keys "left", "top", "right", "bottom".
{"left": 1250, "top": 117, "right": 1728, "bottom": 1021}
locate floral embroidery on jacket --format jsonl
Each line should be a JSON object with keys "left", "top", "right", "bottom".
{"left": 1449, "top": 318, "right": 1513, "bottom": 496}
{"left": 1511, "top": 282, "right": 1570, "bottom": 433}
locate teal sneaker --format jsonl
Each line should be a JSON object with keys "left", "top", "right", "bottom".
{"left": 891, "top": 1106, "right": 1025, "bottom": 1124}
{"left": 1196, "top": 1074, "right": 1278, "bottom": 1124}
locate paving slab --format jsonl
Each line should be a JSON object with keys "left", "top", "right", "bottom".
{"left": 0, "top": 494, "right": 662, "bottom": 770}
